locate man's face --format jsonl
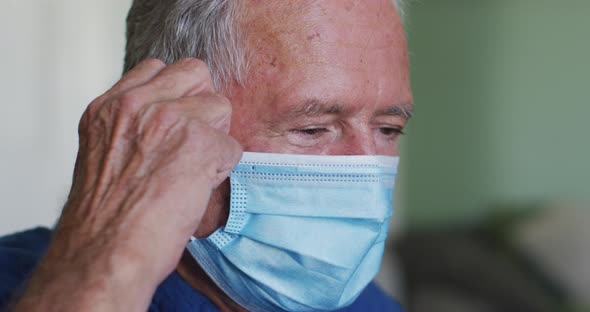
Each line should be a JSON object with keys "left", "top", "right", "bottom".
{"left": 229, "top": 0, "right": 413, "bottom": 156}
{"left": 194, "top": 0, "right": 412, "bottom": 237}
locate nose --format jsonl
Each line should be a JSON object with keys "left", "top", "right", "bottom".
{"left": 329, "top": 129, "right": 376, "bottom": 155}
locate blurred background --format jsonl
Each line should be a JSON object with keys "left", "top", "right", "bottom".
{"left": 1, "top": 0, "right": 588, "bottom": 311}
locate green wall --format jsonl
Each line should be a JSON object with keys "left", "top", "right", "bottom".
{"left": 403, "top": 0, "right": 590, "bottom": 227}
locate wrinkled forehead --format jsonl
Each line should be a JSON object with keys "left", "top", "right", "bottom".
{"left": 240, "top": 0, "right": 404, "bottom": 68}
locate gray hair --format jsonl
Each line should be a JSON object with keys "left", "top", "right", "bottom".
{"left": 125, "top": 0, "right": 404, "bottom": 91}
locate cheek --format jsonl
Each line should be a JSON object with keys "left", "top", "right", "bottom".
{"left": 376, "top": 140, "right": 399, "bottom": 157}
{"left": 373, "top": 130, "right": 400, "bottom": 156}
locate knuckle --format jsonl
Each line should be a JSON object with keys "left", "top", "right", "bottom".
{"left": 196, "top": 94, "right": 232, "bottom": 130}
{"left": 186, "top": 118, "right": 207, "bottom": 133}
{"left": 79, "top": 96, "right": 105, "bottom": 135}
{"left": 116, "top": 92, "right": 143, "bottom": 115}
{"left": 151, "top": 107, "right": 182, "bottom": 128}
{"left": 109, "top": 59, "right": 165, "bottom": 95}
{"left": 140, "top": 58, "right": 166, "bottom": 69}
{"left": 200, "top": 70, "right": 214, "bottom": 88}
{"left": 200, "top": 75, "right": 214, "bottom": 91}
{"left": 177, "top": 57, "right": 207, "bottom": 71}
{"left": 83, "top": 100, "right": 99, "bottom": 121}
{"left": 154, "top": 75, "right": 176, "bottom": 92}
{"left": 211, "top": 94, "right": 232, "bottom": 114}
{"left": 177, "top": 58, "right": 214, "bottom": 90}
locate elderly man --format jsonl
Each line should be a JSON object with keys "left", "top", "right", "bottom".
{"left": 0, "top": 0, "right": 412, "bottom": 311}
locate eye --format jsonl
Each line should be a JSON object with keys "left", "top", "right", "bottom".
{"left": 286, "top": 126, "right": 335, "bottom": 148}
{"left": 379, "top": 127, "right": 405, "bottom": 137}
{"left": 292, "top": 127, "right": 330, "bottom": 137}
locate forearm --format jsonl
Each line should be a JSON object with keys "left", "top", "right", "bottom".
{"left": 11, "top": 237, "right": 158, "bottom": 312}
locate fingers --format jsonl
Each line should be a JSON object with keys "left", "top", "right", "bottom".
{"left": 131, "top": 92, "right": 241, "bottom": 184}
{"left": 125, "top": 58, "right": 215, "bottom": 105}
{"left": 79, "top": 59, "right": 167, "bottom": 130}
{"left": 106, "top": 59, "right": 167, "bottom": 97}
{"left": 144, "top": 93, "right": 233, "bottom": 133}
{"left": 81, "top": 58, "right": 217, "bottom": 140}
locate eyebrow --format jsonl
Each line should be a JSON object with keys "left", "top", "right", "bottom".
{"left": 376, "top": 104, "right": 414, "bottom": 120}
{"left": 289, "top": 99, "right": 344, "bottom": 117}
{"left": 279, "top": 98, "right": 414, "bottom": 121}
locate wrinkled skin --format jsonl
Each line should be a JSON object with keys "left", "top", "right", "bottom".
{"left": 12, "top": 0, "right": 412, "bottom": 311}
{"left": 12, "top": 59, "right": 243, "bottom": 311}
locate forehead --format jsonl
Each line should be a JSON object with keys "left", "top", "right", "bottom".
{"left": 241, "top": 0, "right": 404, "bottom": 63}
{"left": 238, "top": 0, "right": 410, "bottom": 113}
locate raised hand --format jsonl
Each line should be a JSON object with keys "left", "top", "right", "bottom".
{"left": 12, "top": 58, "right": 242, "bottom": 312}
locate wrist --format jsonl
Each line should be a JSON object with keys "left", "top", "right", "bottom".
{"left": 13, "top": 240, "right": 160, "bottom": 312}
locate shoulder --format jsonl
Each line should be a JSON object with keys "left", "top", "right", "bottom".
{"left": 340, "top": 282, "right": 404, "bottom": 312}
{"left": 0, "top": 227, "right": 52, "bottom": 308}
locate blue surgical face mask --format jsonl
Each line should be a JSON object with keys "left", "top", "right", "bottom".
{"left": 186, "top": 152, "right": 398, "bottom": 312}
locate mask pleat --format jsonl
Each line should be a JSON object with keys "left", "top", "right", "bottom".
{"left": 219, "top": 235, "right": 350, "bottom": 309}
{"left": 338, "top": 240, "right": 387, "bottom": 306}
{"left": 237, "top": 178, "right": 394, "bottom": 219}
{"left": 236, "top": 215, "right": 383, "bottom": 268}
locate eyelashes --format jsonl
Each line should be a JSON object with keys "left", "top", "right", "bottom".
{"left": 292, "top": 127, "right": 330, "bottom": 137}
{"left": 290, "top": 126, "right": 405, "bottom": 140}
{"left": 379, "top": 127, "right": 405, "bottom": 136}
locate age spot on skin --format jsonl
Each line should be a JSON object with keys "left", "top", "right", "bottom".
{"left": 306, "top": 32, "right": 321, "bottom": 41}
